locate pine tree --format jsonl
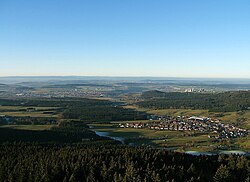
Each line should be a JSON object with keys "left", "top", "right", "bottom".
{"left": 87, "top": 169, "right": 96, "bottom": 182}
{"left": 155, "top": 173, "right": 161, "bottom": 182}
{"left": 187, "top": 163, "right": 197, "bottom": 176}
{"left": 213, "top": 165, "right": 230, "bottom": 182}
{"left": 114, "top": 172, "right": 122, "bottom": 182}
{"left": 69, "top": 173, "right": 77, "bottom": 182}
{"left": 245, "top": 177, "right": 250, "bottom": 182}
{"left": 123, "top": 162, "right": 140, "bottom": 182}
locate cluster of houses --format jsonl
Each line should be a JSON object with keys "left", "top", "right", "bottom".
{"left": 119, "top": 115, "right": 249, "bottom": 139}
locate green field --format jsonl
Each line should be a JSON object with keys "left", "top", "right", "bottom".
{"left": 124, "top": 105, "right": 250, "bottom": 129}
{"left": 0, "top": 106, "right": 60, "bottom": 118}
{"left": 0, "top": 124, "right": 55, "bottom": 131}
{"left": 135, "top": 107, "right": 250, "bottom": 151}
{"left": 149, "top": 109, "right": 250, "bottom": 129}
{"left": 112, "top": 120, "right": 149, "bottom": 124}
{"left": 234, "top": 136, "right": 250, "bottom": 150}
{"left": 90, "top": 116, "right": 250, "bottom": 152}
{"left": 147, "top": 108, "right": 210, "bottom": 117}
{"left": 90, "top": 123, "right": 228, "bottom": 151}
{"left": 0, "top": 106, "right": 60, "bottom": 111}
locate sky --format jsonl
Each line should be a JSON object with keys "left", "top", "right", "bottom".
{"left": 0, "top": 0, "right": 250, "bottom": 78}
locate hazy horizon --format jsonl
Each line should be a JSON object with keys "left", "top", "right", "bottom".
{"left": 1, "top": 75, "right": 250, "bottom": 79}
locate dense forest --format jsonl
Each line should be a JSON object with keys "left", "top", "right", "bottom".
{"left": 0, "top": 123, "right": 110, "bottom": 144}
{"left": 0, "top": 144, "right": 249, "bottom": 182}
{"left": 138, "top": 90, "right": 250, "bottom": 112}
{"left": 62, "top": 106, "right": 147, "bottom": 122}
{"left": 0, "top": 98, "right": 111, "bottom": 107}
{"left": 0, "top": 98, "right": 147, "bottom": 123}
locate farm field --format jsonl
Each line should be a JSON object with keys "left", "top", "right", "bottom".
{"left": 0, "top": 106, "right": 60, "bottom": 118}
{"left": 0, "top": 124, "right": 55, "bottom": 131}
{"left": 137, "top": 107, "right": 250, "bottom": 151}
{"left": 0, "top": 106, "right": 60, "bottom": 111}
{"left": 234, "top": 136, "right": 250, "bottom": 150}
{"left": 90, "top": 123, "right": 244, "bottom": 152}
{"left": 124, "top": 105, "right": 250, "bottom": 129}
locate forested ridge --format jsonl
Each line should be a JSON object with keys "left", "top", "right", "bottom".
{"left": 0, "top": 98, "right": 111, "bottom": 107}
{"left": 62, "top": 106, "right": 147, "bottom": 122}
{"left": 138, "top": 91, "right": 250, "bottom": 112}
{"left": 0, "top": 126, "right": 103, "bottom": 144}
{"left": 0, "top": 144, "right": 249, "bottom": 182}
{"left": 0, "top": 98, "right": 147, "bottom": 123}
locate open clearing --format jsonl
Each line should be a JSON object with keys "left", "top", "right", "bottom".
{"left": 90, "top": 124, "right": 224, "bottom": 151}
{"left": 0, "top": 124, "right": 55, "bottom": 131}
{"left": 124, "top": 105, "right": 250, "bottom": 129}
{"left": 0, "top": 106, "right": 60, "bottom": 118}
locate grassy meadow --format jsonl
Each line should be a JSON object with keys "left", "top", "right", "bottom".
{"left": 0, "top": 124, "right": 55, "bottom": 131}
{"left": 124, "top": 105, "right": 250, "bottom": 129}
{"left": 0, "top": 106, "right": 60, "bottom": 118}
{"left": 90, "top": 123, "right": 231, "bottom": 152}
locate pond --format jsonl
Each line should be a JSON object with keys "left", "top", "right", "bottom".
{"left": 185, "top": 151, "right": 215, "bottom": 156}
{"left": 219, "top": 150, "right": 247, "bottom": 155}
{"left": 95, "top": 131, "right": 125, "bottom": 144}
{"left": 185, "top": 150, "right": 249, "bottom": 156}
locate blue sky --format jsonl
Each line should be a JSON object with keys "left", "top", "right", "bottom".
{"left": 0, "top": 0, "right": 250, "bottom": 78}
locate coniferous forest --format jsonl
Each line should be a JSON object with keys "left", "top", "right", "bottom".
{"left": 0, "top": 144, "right": 249, "bottom": 182}
{"left": 139, "top": 91, "right": 250, "bottom": 112}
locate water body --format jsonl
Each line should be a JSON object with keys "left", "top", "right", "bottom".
{"left": 185, "top": 151, "right": 215, "bottom": 156}
{"left": 95, "top": 131, "right": 125, "bottom": 144}
{"left": 219, "top": 150, "right": 247, "bottom": 155}
{"left": 185, "top": 150, "right": 249, "bottom": 156}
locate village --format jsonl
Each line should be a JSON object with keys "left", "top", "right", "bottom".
{"left": 119, "top": 115, "right": 249, "bottom": 139}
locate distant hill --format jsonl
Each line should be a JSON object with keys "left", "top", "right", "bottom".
{"left": 139, "top": 90, "right": 250, "bottom": 112}
{"left": 42, "top": 83, "right": 107, "bottom": 88}
{"left": 141, "top": 90, "right": 167, "bottom": 98}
